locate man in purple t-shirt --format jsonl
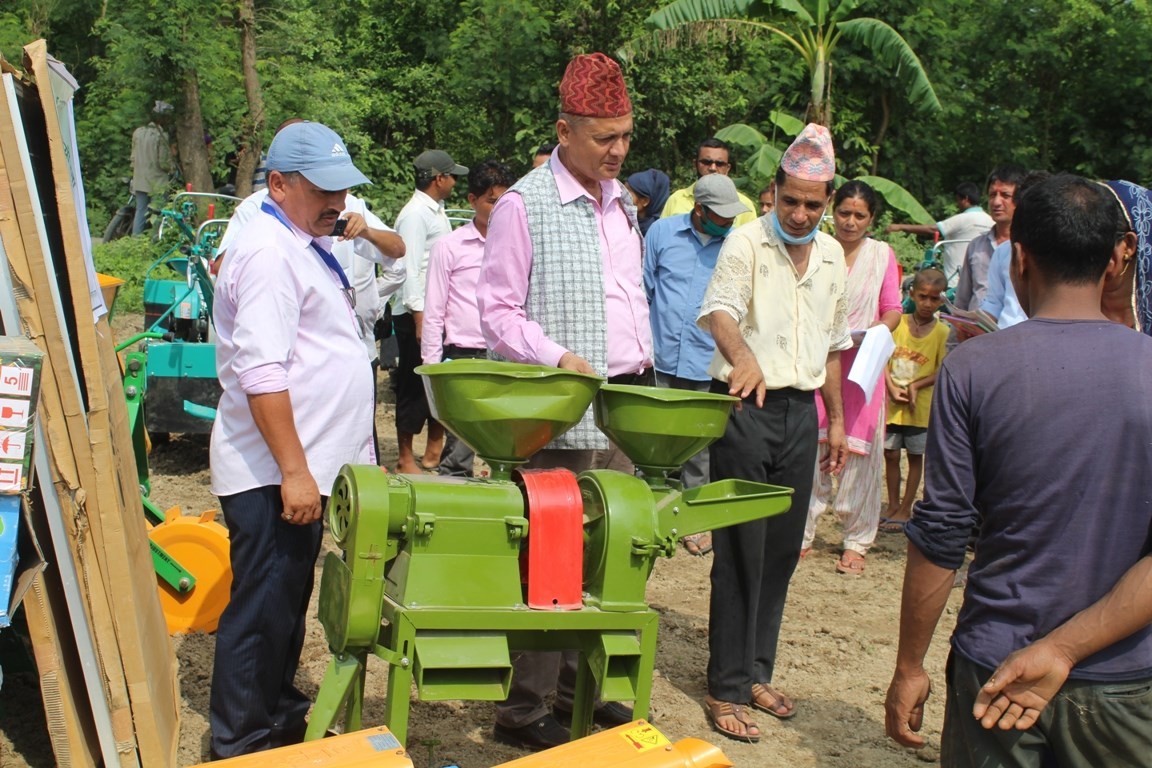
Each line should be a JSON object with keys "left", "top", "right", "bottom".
{"left": 885, "top": 174, "right": 1152, "bottom": 766}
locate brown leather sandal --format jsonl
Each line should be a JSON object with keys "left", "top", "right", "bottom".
{"left": 703, "top": 695, "right": 761, "bottom": 742}
{"left": 751, "top": 682, "right": 796, "bottom": 720}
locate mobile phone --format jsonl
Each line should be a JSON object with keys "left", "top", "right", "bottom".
{"left": 331, "top": 218, "right": 348, "bottom": 237}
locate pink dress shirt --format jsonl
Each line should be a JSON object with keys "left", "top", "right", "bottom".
{"left": 477, "top": 152, "right": 652, "bottom": 377}
{"left": 421, "top": 220, "right": 487, "bottom": 364}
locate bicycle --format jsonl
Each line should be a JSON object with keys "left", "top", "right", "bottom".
{"left": 101, "top": 178, "right": 239, "bottom": 244}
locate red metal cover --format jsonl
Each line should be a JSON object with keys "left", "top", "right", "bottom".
{"left": 517, "top": 468, "right": 583, "bottom": 610}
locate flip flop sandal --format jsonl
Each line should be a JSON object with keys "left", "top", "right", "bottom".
{"left": 878, "top": 517, "right": 908, "bottom": 534}
{"left": 682, "top": 533, "right": 712, "bottom": 556}
{"left": 835, "top": 552, "right": 866, "bottom": 576}
{"left": 704, "top": 696, "right": 761, "bottom": 742}
{"left": 750, "top": 683, "right": 796, "bottom": 720}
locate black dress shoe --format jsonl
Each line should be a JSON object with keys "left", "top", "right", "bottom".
{"left": 493, "top": 714, "right": 570, "bottom": 751}
{"left": 553, "top": 700, "right": 635, "bottom": 728}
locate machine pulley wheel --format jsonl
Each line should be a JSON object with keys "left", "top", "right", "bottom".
{"left": 328, "top": 472, "right": 354, "bottom": 546}
{"left": 149, "top": 509, "right": 232, "bottom": 634}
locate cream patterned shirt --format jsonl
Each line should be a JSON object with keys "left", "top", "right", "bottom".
{"left": 697, "top": 218, "right": 851, "bottom": 391}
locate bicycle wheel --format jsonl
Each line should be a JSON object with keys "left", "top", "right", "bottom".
{"left": 102, "top": 204, "right": 135, "bottom": 243}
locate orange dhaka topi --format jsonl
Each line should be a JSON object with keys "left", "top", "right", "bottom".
{"left": 558, "top": 53, "right": 633, "bottom": 118}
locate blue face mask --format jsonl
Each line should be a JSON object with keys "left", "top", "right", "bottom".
{"left": 770, "top": 210, "right": 819, "bottom": 245}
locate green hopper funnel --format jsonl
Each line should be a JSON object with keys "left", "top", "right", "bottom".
{"left": 593, "top": 384, "right": 737, "bottom": 485}
{"left": 417, "top": 360, "right": 604, "bottom": 479}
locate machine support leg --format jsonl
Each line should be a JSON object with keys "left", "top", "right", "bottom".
{"left": 633, "top": 618, "right": 658, "bottom": 721}
{"left": 344, "top": 650, "right": 368, "bottom": 733}
{"left": 305, "top": 653, "right": 364, "bottom": 741}
{"left": 383, "top": 617, "right": 417, "bottom": 745}
{"left": 570, "top": 646, "right": 597, "bottom": 741}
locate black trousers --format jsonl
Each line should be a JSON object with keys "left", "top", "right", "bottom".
{"left": 437, "top": 345, "right": 487, "bottom": 476}
{"left": 393, "top": 312, "right": 436, "bottom": 434}
{"left": 706, "top": 383, "right": 817, "bottom": 702}
{"left": 209, "top": 486, "right": 324, "bottom": 757}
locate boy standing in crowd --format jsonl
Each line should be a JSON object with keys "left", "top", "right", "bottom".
{"left": 881, "top": 268, "right": 949, "bottom": 532}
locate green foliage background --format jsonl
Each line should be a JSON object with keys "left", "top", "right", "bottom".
{"left": 2, "top": 0, "right": 1150, "bottom": 236}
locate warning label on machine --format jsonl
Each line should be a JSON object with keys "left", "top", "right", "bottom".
{"left": 620, "top": 722, "right": 671, "bottom": 752}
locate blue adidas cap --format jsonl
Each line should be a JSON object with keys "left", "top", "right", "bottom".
{"left": 266, "top": 121, "right": 371, "bottom": 191}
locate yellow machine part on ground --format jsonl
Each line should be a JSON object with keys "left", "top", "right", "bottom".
{"left": 495, "top": 720, "right": 733, "bottom": 768}
{"left": 148, "top": 508, "right": 232, "bottom": 634}
{"left": 195, "top": 721, "right": 731, "bottom": 768}
{"left": 190, "top": 726, "right": 412, "bottom": 767}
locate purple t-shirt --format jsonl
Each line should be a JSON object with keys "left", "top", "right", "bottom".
{"left": 907, "top": 318, "right": 1152, "bottom": 682}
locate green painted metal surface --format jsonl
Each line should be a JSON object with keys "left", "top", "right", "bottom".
{"left": 594, "top": 383, "right": 737, "bottom": 482}
{"left": 148, "top": 537, "right": 196, "bottom": 593}
{"left": 122, "top": 349, "right": 150, "bottom": 494}
{"left": 416, "top": 360, "right": 602, "bottom": 478}
{"left": 413, "top": 631, "right": 512, "bottom": 700}
{"left": 310, "top": 379, "right": 797, "bottom": 747}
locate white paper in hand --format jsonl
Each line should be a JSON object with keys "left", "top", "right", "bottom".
{"left": 847, "top": 325, "right": 895, "bottom": 404}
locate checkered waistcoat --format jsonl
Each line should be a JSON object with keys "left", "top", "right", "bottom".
{"left": 495, "top": 163, "right": 639, "bottom": 450}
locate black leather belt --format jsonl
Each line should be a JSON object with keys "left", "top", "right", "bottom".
{"left": 443, "top": 344, "right": 487, "bottom": 360}
{"left": 608, "top": 367, "right": 654, "bottom": 386}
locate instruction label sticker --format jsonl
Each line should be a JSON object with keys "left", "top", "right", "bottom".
{"left": 0, "top": 366, "right": 33, "bottom": 397}
{"left": 0, "top": 399, "right": 30, "bottom": 428}
{"left": 620, "top": 722, "right": 670, "bottom": 752}
{"left": 366, "top": 732, "right": 402, "bottom": 751}
{"left": 0, "top": 463, "right": 23, "bottom": 492}
{"left": 0, "top": 431, "right": 25, "bottom": 460}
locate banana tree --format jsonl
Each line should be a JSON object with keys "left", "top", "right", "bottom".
{"left": 644, "top": 0, "right": 940, "bottom": 126}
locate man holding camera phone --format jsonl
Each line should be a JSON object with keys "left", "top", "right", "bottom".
{"left": 209, "top": 121, "right": 389, "bottom": 757}
{"left": 217, "top": 122, "right": 405, "bottom": 461}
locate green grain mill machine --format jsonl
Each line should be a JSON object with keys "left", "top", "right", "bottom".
{"left": 307, "top": 360, "right": 794, "bottom": 745}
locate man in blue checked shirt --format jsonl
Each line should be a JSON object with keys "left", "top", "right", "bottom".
{"left": 643, "top": 173, "right": 750, "bottom": 556}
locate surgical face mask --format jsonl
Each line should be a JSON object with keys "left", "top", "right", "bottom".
{"left": 770, "top": 210, "right": 819, "bottom": 245}
{"left": 700, "top": 216, "right": 732, "bottom": 238}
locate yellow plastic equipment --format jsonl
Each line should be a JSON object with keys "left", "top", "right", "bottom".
{"left": 493, "top": 720, "right": 733, "bottom": 768}
{"left": 189, "top": 726, "right": 412, "bottom": 767}
{"left": 192, "top": 721, "right": 730, "bottom": 768}
{"left": 97, "top": 272, "right": 125, "bottom": 315}
{"left": 147, "top": 507, "right": 231, "bottom": 633}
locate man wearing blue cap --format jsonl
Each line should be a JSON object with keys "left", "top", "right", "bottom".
{"left": 209, "top": 121, "right": 375, "bottom": 758}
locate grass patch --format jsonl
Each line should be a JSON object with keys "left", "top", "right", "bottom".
{"left": 92, "top": 235, "right": 167, "bottom": 314}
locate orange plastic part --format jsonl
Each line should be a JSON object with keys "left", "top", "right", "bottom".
{"left": 516, "top": 468, "right": 583, "bottom": 610}
{"left": 495, "top": 721, "right": 734, "bottom": 768}
{"left": 189, "top": 725, "right": 412, "bottom": 767}
{"left": 148, "top": 507, "right": 232, "bottom": 634}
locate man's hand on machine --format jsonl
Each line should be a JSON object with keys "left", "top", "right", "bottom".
{"left": 726, "top": 352, "right": 766, "bottom": 408}
{"left": 558, "top": 351, "right": 596, "bottom": 375}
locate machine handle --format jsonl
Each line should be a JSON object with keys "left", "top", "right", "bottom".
{"left": 503, "top": 515, "right": 528, "bottom": 540}
{"left": 412, "top": 511, "right": 436, "bottom": 536}
{"left": 629, "top": 536, "right": 666, "bottom": 557}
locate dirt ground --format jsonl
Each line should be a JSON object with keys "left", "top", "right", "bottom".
{"left": 0, "top": 317, "right": 962, "bottom": 767}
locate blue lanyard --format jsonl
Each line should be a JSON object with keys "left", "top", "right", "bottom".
{"left": 261, "top": 200, "right": 356, "bottom": 308}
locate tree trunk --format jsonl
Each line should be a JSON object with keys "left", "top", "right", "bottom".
{"left": 234, "top": 0, "right": 265, "bottom": 198}
{"left": 871, "top": 90, "right": 891, "bottom": 176}
{"left": 174, "top": 69, "right": 213, "bottom": 192}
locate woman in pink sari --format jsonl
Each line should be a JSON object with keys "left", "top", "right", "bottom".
{"left": 802, "top": 181, "right": 902, "bottom": 575}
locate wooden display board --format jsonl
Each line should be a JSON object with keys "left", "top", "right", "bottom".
{"left": 0, "top": 41, "right": 181, "bottom": 767}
